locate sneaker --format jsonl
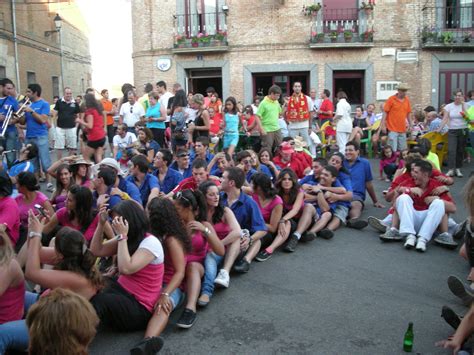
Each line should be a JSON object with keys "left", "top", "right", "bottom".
{"left": 379, "top": 228, "right": 403, "bottom": 242}
{"left": 447, "top": 275, "right": 474, "bottom": 306}
{"left": 415, "top": 238, "right": 427, "bottom": 252}
{"left": 404, "top": 234, "right": 417, "bottom": 249}
{"left": 346, "top": 218, "right": 368, "bottom": 230}
{"left": 214, "top": 269, "right": 230, "bottom": 288}
{"left": 46, "top": 183, "right": 55, "bottom": 193}
{"left": 176, "top": 308, "right": 197, "bottom": 329}
{"left": 197, "top": 294, "right": 210, "bottom": 307}
{"left": 300, "top": 232, "right": 317, "bottom": 242}
{"left": 455, "top": 169, "right": 463, "bottom": 178}
{"left": 441, "top": 305, "right": 462, "bottom": 330}
{"left": 233, "top": 259, "right": 250, "bottom": 273}
{"left": 368, "top": 216, "right": 388, "bottom": 233}
{"left": 283, "top": 234, "right": 298, "bottom": 252}
{"left": 256, "top": 250, "right": 272, "bottom": 262}
{"left": 317, "top": 228, "right": 334, "bottom": 240}
{"left": 434, "top": 232, "right": 458, "bottom": 249}
{"left": 130, "top": 336, "right": 164, "bottom": 355}
{"left": 453, "top": 220, "right": 467, "bottom": 240}
{"left": 446, "top": 169, "right": 455, "bottom": 177}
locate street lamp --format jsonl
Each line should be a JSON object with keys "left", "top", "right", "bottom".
{"left": 44, "top": 14, "right": 65, "bottom": 91}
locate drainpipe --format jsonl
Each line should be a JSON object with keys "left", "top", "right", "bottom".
{"left": 11, "top": 0, "right": 21, "bottom": 92}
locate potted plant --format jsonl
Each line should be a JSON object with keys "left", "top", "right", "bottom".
{"left": 175, "top": 34, "right": 186, "bottom": 48}
{"left": 343, "top": 29, "right": 354, "bottom": 42}
{"left": 360, "top": 1, "right": 375, "bottom": 15}
{"left": 328, "top": 30, "right": 338, "bottom": 42}
{"left": 421, "top": 26, "right": 436, "bottom": 43}
{"left": 360, "top": 29, "right": 374, "bottom": 42}
{"left": 197, "top": 32, "right": 211, "bottom": 46}
{"left": 439, "top": 31, "right": 454, "bottom": 44}
{"left": 310, "top": 31, "right": 325, "bottom": 43}
{"left": 191, "top": 36, "right": 199, "bottom": 47}
{"left": 463, "top": 32, "right": 472, "bottom": 43}
{"left": 302, "top": 3, "right": 322, "bottom": 17}
{"left": 214, "top": 30, "right": 227, "bottom": 45}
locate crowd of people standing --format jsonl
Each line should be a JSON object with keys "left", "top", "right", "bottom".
{"left": 1, "top": 76, "right": 474, "bottom": 354}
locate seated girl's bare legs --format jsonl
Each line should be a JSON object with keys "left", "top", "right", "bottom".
{"left": 184, "top": 262, "right": 204, "bottom": 312}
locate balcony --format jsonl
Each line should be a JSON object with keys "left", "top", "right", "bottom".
{"left": 307, "top": 8, "right": 374, "bottom": 49}
{"left": 421, "top": 5, "right": 474, "bottom": 49}
{"left": 172, "top": 12, "right": 228, "bottom": 54}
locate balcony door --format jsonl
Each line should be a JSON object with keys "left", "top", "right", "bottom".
{"left": 445, "top": 0, "right": 473, "bottom": 30}
{"left": 180, "top": 0, "right": 226, "bottom": 37}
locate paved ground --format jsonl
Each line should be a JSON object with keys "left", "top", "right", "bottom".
{"left": 88, "top": 160, "right": 473, "bottom": 355}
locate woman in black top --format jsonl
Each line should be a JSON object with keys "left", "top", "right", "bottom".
{"left": 188, "top": 94, "right": 209, "bottom": 143}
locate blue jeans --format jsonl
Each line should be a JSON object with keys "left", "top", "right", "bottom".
{"left": 26, "top": 136, "right": 51, "bottom": 173}
{"left": 0, "top": 291, "right": 38, "bottom": 353}
{"left": 2, "top": 128, "right": 18, "bottom": 167}
{"left": 201, "top": 252, "right": 224, "bottom": 297}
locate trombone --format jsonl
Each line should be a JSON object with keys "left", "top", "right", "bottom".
{"left": 14, "top": 97, "right": 31, "bottom": 120}
{"left": 0, "top": 105, "right": 13, "bottom": 137}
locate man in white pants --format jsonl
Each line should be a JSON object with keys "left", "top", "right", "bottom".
{"left": 284, "top": 82, "right": 311, "bottom": 146}
{"left": 383, "top": 159, "right": 457, "bottom": 252}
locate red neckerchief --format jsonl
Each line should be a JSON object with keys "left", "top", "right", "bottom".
{"left": 286, "top": 93, "right": 309, "bottom": 122}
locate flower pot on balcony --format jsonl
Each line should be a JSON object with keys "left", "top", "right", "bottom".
{"left": 344, "top": 36, "right": 352, "bottom": 43}
{"left": 192, "top": 42, "right": 199, "bottom": 47}
{"left": 311, "top": 10, "right": 319, "bottom": 17}
{"left": 365, "top": 8, "right": 372, "bottom": 16}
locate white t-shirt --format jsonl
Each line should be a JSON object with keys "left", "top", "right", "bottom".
{"left": 120, "top": 102, "right": 145, "bottom": 127}
{"left": 138, "top": 235, "right": 164, "bottom": 265}
{"left": 159, "top": 92, "right": 173, "bottom": 122}
{"left": 335, "top": 98, "right": 353, "bottom": 133}
{"left": 185, "top": 107, "right": 197, "bottom": 124}
{"left": 113, "top": 132, "right": 137, "bottom": 149}
{"left": 444, "top": 102, "right": 468, "bottom": 130}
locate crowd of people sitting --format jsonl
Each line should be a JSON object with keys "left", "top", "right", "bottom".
{"left": 1, "top": 77, "right": 474, "bottom": 354}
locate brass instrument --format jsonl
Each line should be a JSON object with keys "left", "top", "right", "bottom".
{"left": 14, "top": 97, "right": 31, "bottom": 119}
{"left": 0, "top": 105, "right": 13, "bottom": 137}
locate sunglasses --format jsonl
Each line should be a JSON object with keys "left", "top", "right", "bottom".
{"left": 130, "top": 106, "right": 134, "bottom": 113}
{"left": 175, "top": 190, "right": 191, "bottom": 204}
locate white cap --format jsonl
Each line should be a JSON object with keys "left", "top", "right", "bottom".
{"left": 92, "top": 158, "right": 125, "bottom": 176}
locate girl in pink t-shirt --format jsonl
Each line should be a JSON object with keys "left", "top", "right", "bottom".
{"left": 172, "top": 189, "right": 224, "bottom": 329}
{"left": 197, "top": 181, "right": 241, "bottom": 305}
{"left": 250, "top": 173, "right": 283, "bottom": 261}
{"left": 89, "top": 200, "right": 164, "bottom": 333}
{"left": 15, "top": 172, "right": 54, "bottom": 229}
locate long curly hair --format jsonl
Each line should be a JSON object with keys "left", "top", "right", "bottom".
{"left": 199, "top": 181, "right": 225, "bottom": 225}
{"left": 147, "top": 197, "right": 192, "bottom": 253}
{"left": 54, "top": 227, "right": 103, "bottom": 290}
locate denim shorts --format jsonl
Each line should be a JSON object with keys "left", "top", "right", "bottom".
{"left": 333, "top": 205, "right": 349, "bottom": 225}
{"left": 164, "top": 285, "right": 184, "bottom": 310}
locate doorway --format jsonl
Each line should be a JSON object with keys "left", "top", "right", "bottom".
{"left": 253, "top": 72, "right": 310, "bottom": 102}
{"left": 333, "top": 70, "right": 364, "bottom": 106}
{"left": 187, "top": 68, "right": 222, "bottom": 98}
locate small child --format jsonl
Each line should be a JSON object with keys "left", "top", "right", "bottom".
{"left": 324, "top": 120, "right": 337, "bottom": 152}
{"left": 222, "top": 96, "right": 240, "bottom": 157}
{"left": 411, "top": 112, "right": 425, "bottom": 140}
{"left": 379, "top": 145, "right": 401, "bottom": 181}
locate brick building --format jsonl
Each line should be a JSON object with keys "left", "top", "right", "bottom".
{"left": 0, "top": 0, "right": 92, "bottom": 101}
{"left": 131, "top": 0, "right": 474, "bottom": 109}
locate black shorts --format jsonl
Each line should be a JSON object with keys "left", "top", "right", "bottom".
{"left": 106, "top": 125, "right": 116, "bottom": 144}
{"left": 87, "top": 137, "right": 106, "bottom": 149}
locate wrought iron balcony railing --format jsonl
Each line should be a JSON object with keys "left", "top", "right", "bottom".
{"left": 421, "top": 5, "right": 474, "bottom": 47}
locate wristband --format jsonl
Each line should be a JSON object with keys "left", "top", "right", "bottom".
{"left": 161, "top": 292, "right": 170, "bottom": 297}
{"left": 28, "top": 231, "right": 42, "bottom": 239}
{"left": 116, "top": 234, "right": 128, "bottom": 241}
{"left": 203, "top": 227, "right": 211, "bottom": 237}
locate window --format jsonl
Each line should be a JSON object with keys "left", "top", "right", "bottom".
{"left": 0, "top": 66, "right": 5, "bottom": 79}
{"left": 178, "top": 0, "right": 226, "bottom": 37}
{"left": 52, "top": 76, "right": 59, "bottom": 98}
{"left": 27, "top": 71, "right": 36, "bottom": 85}
{"left": 323, "top": 0, "right": 358, "bottom": 21}
{"left": 445, "top": 0, "right": 473, "bottom": 29}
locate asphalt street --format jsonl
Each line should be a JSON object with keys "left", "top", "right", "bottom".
{"left": 89, "top": 160, "right": 474, "bottom": 355}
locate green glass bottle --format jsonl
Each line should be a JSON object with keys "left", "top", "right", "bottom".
{"left": 403, "top": 322, "right": 414, "bottom": 352}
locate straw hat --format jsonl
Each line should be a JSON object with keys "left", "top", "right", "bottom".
{"left": 293, "top": 136, "right": 308, "bottom": 152}
{"left": 397, "top": 83, "right": 410, "bottom": 91}
{"left": 69, "top": 155, "right": 92, "bottom": 166}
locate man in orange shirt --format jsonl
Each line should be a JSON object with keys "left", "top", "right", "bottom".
{"left": 381, "top": 83, "right": 412, "bottom": 151}
{"left": 100, "top": 89, "right": 116, "bottom": 154}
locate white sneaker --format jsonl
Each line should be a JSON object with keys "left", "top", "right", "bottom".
{"left": 404, "top": 234, "right": 417, "bottom": 249}
{"left": 416, "top": 239, "right": 427, "bottom": 252}
{"left": 455, "top": 169, "right": 463, "bottom": 178}
{"left": 214, "top": 269, "right": 230, "bottom": 288}
{"left": 446, "top": 169, "right": 455, "bottom": 177}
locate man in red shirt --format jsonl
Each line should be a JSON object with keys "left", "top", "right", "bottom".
{"left": 273, "top": 142, "right": 309, "bottom": 178}
{"left": 382, "top": 160, "right": 456, "bottom": 252}
{"left": 169, "top": 158, "right": 220, "bottom": 197}
{"left": 317, "top": 89, "right": 334, "bottom": 125}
